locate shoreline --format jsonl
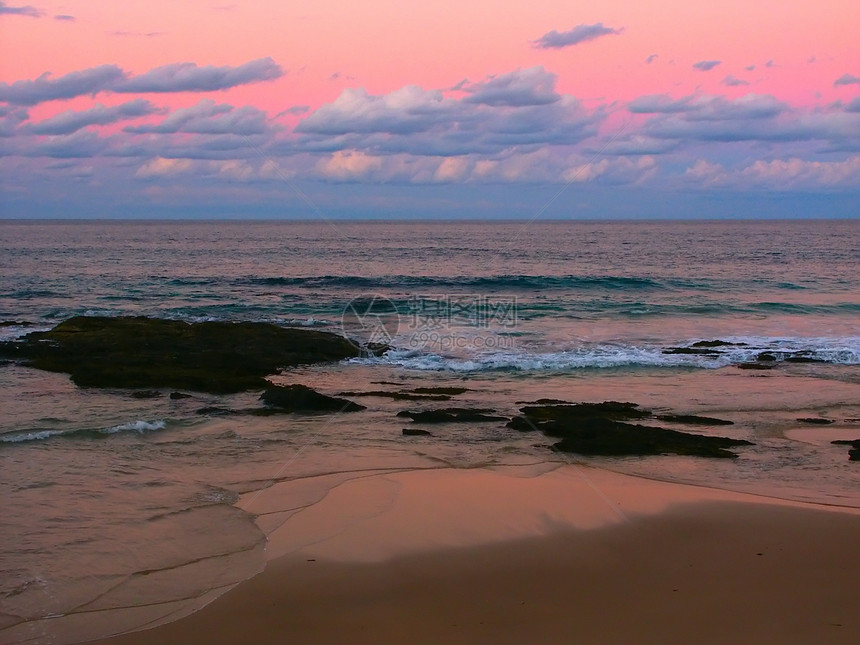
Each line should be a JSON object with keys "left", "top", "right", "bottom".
{"left": 18, "top": 464, "right": 857, "bottom": 645}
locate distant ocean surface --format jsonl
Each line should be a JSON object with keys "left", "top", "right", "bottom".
{"left": 1, "top": 219, "right": 858, "bottom": 644}
{"left": 2, "top": 220, "right": 858, "bottom": 366}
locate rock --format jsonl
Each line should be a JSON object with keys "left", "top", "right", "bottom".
{"left": 756, "top": 352, "right": 777, "bottom": 362}
{"left": 509, "top": 400, "right": 752, "bottom": 459}
{"left": 784, "top": 355, "right": 826, "bottom": 364}
{"left": 549, "top": 419, "right": 751, "bottom": 458}
{"left": 831, "top": 439, "right": 860, "bottom": 461}
{"left": 130, "top": 390, "right": 161, "bottom": 399}
{"left": 663, "top": 347, "right": 721, "bottom": 356}
{"left": 196, "top": 406, "right": 237, "bottom": 416}
{"left": 0, "top": 320, "right": 34, "bottom": 327}
{"left": 0, "top": 315, "right": 373, "bottom": 394}
{"left": 690, "top": 340, "right": 747, "bottom": 348}
{"left": 169, "top": 391, "right": 193, "bottom": 400}
{"left": 402, "top": 428, "right": 433, "bottom": 436}
{"left": 656, "top": 414, "right": 734, "bottom": 426}
{"left": 261, "top": 384, "right": 365, "bottom": 412}
{"left": 409, "top": 386, "right": 469, "bottom": 395}
{"left": 737, "top": 362, "right": 774, "bottom": 370}
{"left": 796, "top": 417, "right": 834, "bottom": 425}
{"left": 517, "top": 401, "right": 651, "bottom": 424}
{"left": 339, "top": 390, "right": 451, "bottom": 401}
{"left": 397, "top": 407, "right": 508, "bottom": 423}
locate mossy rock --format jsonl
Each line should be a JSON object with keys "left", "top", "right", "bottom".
{"left": 0, "top": 315, "right": 372, "bottom": 394}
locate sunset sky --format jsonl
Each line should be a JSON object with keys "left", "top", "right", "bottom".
{"left": 1, "top": 0, "right": 858, "bottom": 218}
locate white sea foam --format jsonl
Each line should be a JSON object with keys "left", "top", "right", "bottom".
{"left": 0, "top": 420, "right": 167, "bottom": 444}
{"left": 349, "top": 336, "right": 860, "bottom": 372}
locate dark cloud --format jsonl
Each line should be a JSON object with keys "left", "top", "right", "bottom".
{"left": 645, "top": 54, "right": 658, "bottom": 64}
{"left": 0, "top": 1, "right": 42, "bottom": 17}
{"left": 722, "top": 75, "right": 749, "bottom": 87}
{"left": 54, "top": 14, "right": 75, "bottom": 21}
{"left": 532, "top": 23, "right": 621, "bottom": 49}
{"left": 124, "top": 99, "right": 268, "bottom": 135}
{"left": 0, "top": 106, "right": 29, "bottom": 136}
{"left": 834, "top": 73, "right": 860, "bottom": 86}
{"left": 693, "top": 60, "right": 721, "bottom": 71}
{"left": 462, "top": 67, "right": 560, "bottom": 106}
{"left": 29, "top": 99, "right": 161, "bottom": 135}
{"left": 0, "top": 58, "right": 284, "bottom": 106}
{"left": 0, "top": 65, "right": 125, "bottom": 105}
{"left": 746, "top": 65, "right": 755, "bottom": 71}
{"left": 29, "top": 131, "right": 110, "bottom": 158}
{"left": 114, "top": 57, "right": 283, "bottom": 93}
{"left": 845, "top": 96, "right": 860, "bottom": 112}
{"left": 109, "top": 30, "right": 163, "bottom": 37}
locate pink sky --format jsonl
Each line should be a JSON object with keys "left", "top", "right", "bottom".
{"left": 1, "top": 0, "right": 858, "bottom": 218}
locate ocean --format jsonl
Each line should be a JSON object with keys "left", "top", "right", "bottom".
{"left": 1, "top": 219, "right": 858, "bottom": 643}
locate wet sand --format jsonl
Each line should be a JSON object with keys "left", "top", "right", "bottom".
{"left": 85, "top": 466, "right": 860, "bottom": 645}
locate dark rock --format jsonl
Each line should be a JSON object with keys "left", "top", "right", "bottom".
{"left": 756, "top": 352, "right": 777, "bottom": 362}
{"left": 548, "top": 418, "right": 752, "bottom": 458}
{"left": 831, "top": 439, "right": 860, "bottom": 461}
{"left": 169, "top": 391, "right": 193, "bottom": 400}
{"left": 402, "top": 428, "right": 433, "bottom": 436}
{"left": 409, "top": 386, "right": 469, "bottom": 395}
{"left": 796, "top": 417, "right": 834, "bottom": 425}
{"left": 0, "top": 315, "right": 371, "bottom": 394}
{"left": 339, "top": 390, "right": 451, "bottom": 401}
{"left": 130, "top": 390, "right": 161, "bottom": 399}
{"left": 196, "top": 406, "right": 237, "bottom": 416}
{"left": 737, "top": 362, "right": 774, "bottom": 370}
{"left": 515, "top": 398, "right": 572, "bottom": 405}
{"left": 397, "top": 407, "right": 508, "bottom": 423}
{"left": 663, "top": 347, "right": 721, "bottom": 356}
{"left": 657, "top": 414, "right": 734, "bottom": 426}
{"left": 0, "top": 320, "right": 34, "bottom": 327}
{"left": 518, "top": 401, "right": 651, "bottom": 424}
{"left": 510, "top": 400, "right": 752, "bottom": 458}
{"left": 784, "top": 355, "right": 826, "bottom": 364}
{"left": 690, "top": 340, "right": 747, "bottom": 348}
{"left": 261, "top": 384, "right": 365, "bottom": 412}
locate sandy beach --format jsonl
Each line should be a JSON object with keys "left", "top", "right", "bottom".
{"left": 69, "top": 465, "right": 860, "bottom": 645}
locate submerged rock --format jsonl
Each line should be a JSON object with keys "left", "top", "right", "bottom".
{"left": 509, "top": 401, "right": 751, "bottom": 459}
{"left": 397, "top": 407, "right": 508, "bottom": 423}
{"left": 796, "top": 417, "right": 834, "bottom": 425}
{"left": 339, "top": 390, "right": 451, "bottom": 401}
{"left": 656, "top": 414, "right": 734, "bottom": 426}
{"left": 737, "top": 362, "right": 774, "bottom": 370}
{"left": 130, "top": 390, "right": 162, "bottom": 399}
{"left": 261, "top": 384, "right": 365, "bottom": 412}
{"left": 169, "top": 391, "right": 193, "bottom": 400}
{"left": 0, "top": 315, "right": 371, "bottom": 394}
{"left": 832, "top": 439, "right": 860, "bottom": 461}
{"left": 689, "top": 340, "right": 747, "bottom": 348}
{"left": 402, "top": 428, "right": 433, "bottom": 436}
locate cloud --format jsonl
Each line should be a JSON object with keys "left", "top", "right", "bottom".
{"left": 54, "top": 14, "right": 74, "bottom": 21}
{"left": 0, "top": 65, "right": 125, "bottom": 106}
{"left": 686, "top": 156, "right": 860, "bottom": 189}
{"left": 29, "top": 99, "right": 161, "bottom": 135}
{"left": 0, "top": 58, "right": 284, "bottom": 106}
{"left": 532, "top": 23, "right": 621, "bottom": 49}
{"left": 28, "top": 130, "right": 110, "bottom": 158}
{"left": 693, "top": 60, "right": 721, "bottom": 71}
{"left": 0, "top": 1, "right": 42, "bottom": 17}
{"left": 275, "top": 105, "right": 309, "bottom": 118}
{"left": 722, "top": 75, "right": 749, "bottom": 87}
{"left": 0, "top": 106, "right": 29, "bottom": 136}
{"left": 834, "top": 73, "right": 860, "bottom": 86}
{"left": 845, "top": 96, "right": 860, "bottom": 112}
{"left": 294, "top": 71, "right": 601, "bottom": 157}
{"left": 124, "top": 99, "right": 269, "bottom": 135}
{"left": 461, "top": 67, "right": 560, "bottom": 106}
{"left": 317, "top": 150, "right": 383, "bottom": 180}
{"left": 135, "top": 157, "right": 194, "bottom": 178}
{"left": 645, "top": 54, "right": 658, "bottom": 64}
{"left": 109, "top": 30, "right": 163, "bottom": 37}
{"left": 115, "top": 57, "right": 283, "bottom": 93}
